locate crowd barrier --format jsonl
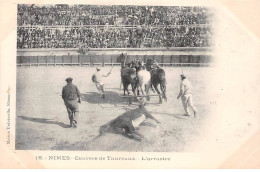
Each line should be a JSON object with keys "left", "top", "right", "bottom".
{"left": 17, "top": 47, "right": 213, "bottom": 66}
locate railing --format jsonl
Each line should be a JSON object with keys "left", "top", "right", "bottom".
{"left": 17, "top": 47, "right": 213, "bottom": 56}
{"left": 17, "top": 24, "right": 212, "bottom": 28}
{"left": 16, "top": 53, "right": 212, "bottom": 67}
{"left": 16, "top": 62, "right": 211, "bottom": 67}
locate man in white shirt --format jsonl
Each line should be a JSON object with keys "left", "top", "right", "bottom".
{"left": 93, "top": 67, "right": 111, "bottom": 98}
{"left": 177, "top": 74, "right": 197, "bottom": 117}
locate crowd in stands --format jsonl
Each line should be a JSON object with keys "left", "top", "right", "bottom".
{"left": 17, "top": 4, "right": 213, "bottom": 49}
{"left": 17, "top": 26, "right": 212, "bottom": 48}
{"left": 18, "top": 5, "right": 213, "bottom": 26}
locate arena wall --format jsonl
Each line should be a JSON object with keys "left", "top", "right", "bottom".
{"left": 17, "top": 47, "right": 213, "bottom": 66}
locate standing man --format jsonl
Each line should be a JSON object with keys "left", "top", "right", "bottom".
{"left": 177, "top": 74, "right": 197, "bottom": 117}
{"left": 62, "top": 77, "right": 81, "bottom": 128}
{"left": 93, "top": 67, "right": 111, "bottom": 98}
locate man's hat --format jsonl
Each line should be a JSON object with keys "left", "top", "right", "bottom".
{"left": 180, "top": 74, "right": 186, "bottom": 79}
{"left": 65, "top": 77, "right": 73, "bottom": 81}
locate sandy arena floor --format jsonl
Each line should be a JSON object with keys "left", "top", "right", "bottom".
{"left": 15, "top": 66, "right": 212, "bottom": 151}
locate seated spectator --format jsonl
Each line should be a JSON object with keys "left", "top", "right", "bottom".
{"left": 17, "top": 4, "right": 213, "bottom": 49}
{"left": 18, "top": 5, "right": 213, "bottom": 26}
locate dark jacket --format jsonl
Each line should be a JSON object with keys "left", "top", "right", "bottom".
{"left": 62, "top": 83, "right": 81, "bottom": 100}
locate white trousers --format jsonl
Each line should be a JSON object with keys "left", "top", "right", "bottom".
{"left": 95, "top": 82, "right": 104, "bottom": 94}
{"left": 181, "top": 94, "right": 197, "bottom": 115}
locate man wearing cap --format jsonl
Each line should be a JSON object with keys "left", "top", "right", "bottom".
{"left": 93, "top": 67, "right": 111, "bottom": 98}
{"left": 177, "top": 75, "right": 197, "bottom": 117}
{"left": 62, "top": 77, "right": 81, "bottom": 128}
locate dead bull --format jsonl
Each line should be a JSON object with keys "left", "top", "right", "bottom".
{"left": 98, "top": 102, "right": 160, "bottom": 141}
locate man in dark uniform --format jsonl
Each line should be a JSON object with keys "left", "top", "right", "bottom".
{"left": 62, "top": 77, "right": 81, "bottom": 128}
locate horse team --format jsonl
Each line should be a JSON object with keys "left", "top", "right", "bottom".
{"left": 119, "top": 53, "right": 167, "bottom": 104}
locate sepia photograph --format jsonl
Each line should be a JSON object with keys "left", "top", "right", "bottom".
{"left": 0, "top": 0, "right": 259, "bottom": 169}
{"left": 15, "top": 4, "right": 214, "bottom": 151}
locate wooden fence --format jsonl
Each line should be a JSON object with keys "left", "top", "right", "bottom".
{"left": 17, "top": 54, "right": 212, "bottom": 67}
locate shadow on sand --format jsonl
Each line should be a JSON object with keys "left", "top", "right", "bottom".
{"left": 18, "top": 116, "right": 71, "bottom": 128}
{"left": 81, "top": 91, "right": 130, "bottom": 105}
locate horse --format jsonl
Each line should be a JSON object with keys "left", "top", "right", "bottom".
{"left": 132, "top": 59, "right": 152, "bottom": 101}
{"left": 145, "top": 59, "right": 167, "bottom": 104}
{"left": 117, "top": 53, "right": 133, "bottom": 89}
{"left": 117, "top": 53, "right": 132, "bottom": 68}
{"left": 118, "top": 53, "right": 138, "bottom": 103}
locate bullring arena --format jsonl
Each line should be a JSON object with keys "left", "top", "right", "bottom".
{"left": 16, "top": 48, "right": 213, "bottom": 151}
{"left": 15, "top": 4, "right": 214, "bottom": 151}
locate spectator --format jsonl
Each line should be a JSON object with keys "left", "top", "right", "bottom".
{"left": 17, "top": 4, "right": 213, "bottom": 49}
